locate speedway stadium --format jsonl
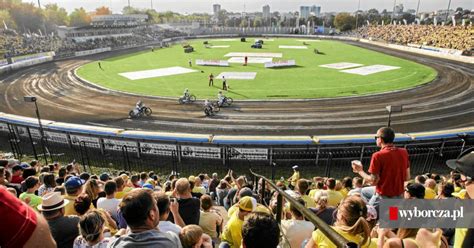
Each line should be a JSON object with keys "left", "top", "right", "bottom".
{"left": 0, "top": 16, "right": 473, "bottom": 178}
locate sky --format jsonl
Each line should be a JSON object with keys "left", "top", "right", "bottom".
{"left": 34, "top": 0, "right": 473, "bottom": 14}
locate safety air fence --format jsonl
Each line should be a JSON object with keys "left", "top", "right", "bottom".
{"left": 0, "top": 52, "right": 56, "bottom": 75}
{"left": 0, "top": 113, "right": 472, "bottom": 179}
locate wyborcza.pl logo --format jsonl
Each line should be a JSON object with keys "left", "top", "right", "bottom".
{"left": 388, "top": 206, "right": 464, "bottom": 221}
{"left": 380, "top": 199, "right": 474, "bottom": 228}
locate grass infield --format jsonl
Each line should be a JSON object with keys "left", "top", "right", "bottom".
{"left": 76, "top": 38, "right": 437, "bottom": 100}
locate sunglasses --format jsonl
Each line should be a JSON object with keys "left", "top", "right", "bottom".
{"left": 374, "top": 136, "right": 381, "bottom": 141}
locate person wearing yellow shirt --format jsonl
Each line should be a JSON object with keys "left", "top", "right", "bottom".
{"left": 309, "top": 181, "right": 324, "bottom": 199}
{"left": 445, "top": 150, "right": 474, "bottom": 247}
{"left": 221, "top": 196, "right": 256, "bottom": 248}
{"left": 424, "top": 178, "right": 437, "bottom": 199}
{"left": 296, "top": 179, "right": 316, "bottom": 208}
{"left": 305, "top": 195, "right": 375, "bottom": 248}
{"left": 114, "top": 176, "right": 127, "bottom": 199}
{"left": 452, "top": 189, "right": 467, "bottom": 199}
{"left": 288, "top": 165, "right": 300, "bottom": 190}
{"left": 339, "top": 177, "right": 353, "bottom": 199}
{"left": 63, "top": 176, "right": 85, "bottom": 216}
{"left": 227, "top": 188, "right": 271, "bottom": 217}
{"left": 326, "top": 178, "right": 344, "bottom": 207}
{"left": 192, "top": 177, "right": 206, "bottom": 195}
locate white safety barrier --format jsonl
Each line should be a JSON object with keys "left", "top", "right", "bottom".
{"left": 0, "top": 52, "right": 55, "bottom": 75}
{"left": 195, "top": 59, "right": 229, "bottom": 67}
{"left": 265, "top": 60, "right": 296, "bottom": 68}
{"left": 74, "top": 47, "right": 112, "bottom": 57}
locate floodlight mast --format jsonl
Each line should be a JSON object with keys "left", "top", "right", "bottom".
{"left": 445, "top": 0, "right": 452, "bottom": 23}
{"left": 386, "top": 105, "right": 403, "bottom": 127}
{"left": 355, "top": 0, "right": 361, "bottom": 29}
{"left": 24, "top": 96, "right": 48, "bottom": 164}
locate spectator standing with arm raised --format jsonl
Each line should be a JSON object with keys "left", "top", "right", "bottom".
{"left": 287, "top": 165, "right": 300, "bottom": 190}
{"left": 170, "top": 178, "right": 201, "bottom": 225}
{"left": 352, "top": 127, "right": 410, "bottom": 209}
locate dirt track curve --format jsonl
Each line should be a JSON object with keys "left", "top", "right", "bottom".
{"left": 1, "top": 41, "right": 473, "bottom": 136}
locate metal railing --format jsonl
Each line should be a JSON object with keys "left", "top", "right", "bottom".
{"left": 0, "top": 126, "right": 470, "bottom": 177}
{"left": 250, "top": 169, "right": 357, "bottom": 248}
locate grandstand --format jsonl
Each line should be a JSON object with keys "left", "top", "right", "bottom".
{"left": 0, "top": 2, "right": 474, "bottom": 247}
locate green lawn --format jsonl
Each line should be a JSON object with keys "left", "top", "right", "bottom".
{"left": 76, "top": 38, "right": 437, "bottom": 99}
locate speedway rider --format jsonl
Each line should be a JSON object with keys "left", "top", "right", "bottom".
{"left": 135, "top": 100, "right": 144, "bottom": 114}
{"left": 217, "top": 90, "right": 225, "bottom": 106}
{"left": 183, "top": 88, "right": 190, "bottom": 99}
{"left": 204, "top": 99, "right": 211, "bottom": 109}
{"left": 204, "top": 99, "right": 215, "bottom": 113}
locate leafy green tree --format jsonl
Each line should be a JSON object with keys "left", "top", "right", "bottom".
{"left": 367, "top": 8, "right": 381, "bottom": 24}
{"left": 253, "top": 17, "right": 262, "bottom": 27}
{"left": 43, "top": 3, "right": 68, "bottom": 31}
{"left": 10, "top": 2, "right": 45, "bottom": 33}
{"left": 322, "top": 14, "right": 335, "bottom": 27}
{"left": 240, "top": 18, "right": 248, "bottom": 28}
{"left": 0, "top": 9, "right": 17, "bottom": 29}
{"left": 122, "top": 6, "right": 140, "bottom": 15}
{"left": 69, "top": 7, "right": 90, "bottom": 27}
{"left": 217, "top": 10, "right": 227, "bottom": 26}
{"left": 334, "top": 12, "right": 356, "bottom": 31}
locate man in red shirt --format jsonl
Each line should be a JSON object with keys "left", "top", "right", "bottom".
{"left": 352, "top": 127, "right": 410, "bottom": 208}
{"left": 0, "top": 186, "right": 56, "bottom": 248}
{"left": 10, "top": 165, "right": 24, "bottom": 184}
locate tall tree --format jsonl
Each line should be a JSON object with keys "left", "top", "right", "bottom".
{"left": 95, "top": 6, "right": 112, "bottom": 16}
{"left": 217, "top": 9, "right": 227, "bottom": 26}
{"left": 322, "top": 14, "right": 335, "bottom": 27}
{"left": 69, "top": 7, "right": 91, "bottom": 27}
{"left": 0, "top": 10, "right": 17, "bottom": 29}
{"left": 43, "top": 3, "right": 68, "bottom": 31}
{"left": 0, "top": 0, "right": 22, "bottom": 11}
{"left": 122, "top": 6, "right": 140, "bottom": 15}
{"left": 10, "top": 2, "right": 45, "bottom": 33}
{"left": 366, "top": 8, "right": 381, "bottom": 24}
{"left": 334, "top": 12, "right": 356, "bottom": 31}
{"left": 253, "top": 17, "right": 262, "bottom": 27}
{"left": 240, "top": 18, "right": 248, "bottom": 28}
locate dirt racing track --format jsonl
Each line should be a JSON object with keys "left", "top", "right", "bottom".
{"left": 0, "top": 40, "right": 473, "bottom": 136}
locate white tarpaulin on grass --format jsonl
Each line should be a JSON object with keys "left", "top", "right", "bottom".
{"left": 216, "top": 72, "right": 257, "bottom": 80}
{"left": 265, "top": 60, "right": 296, "bottom": 68}
{"left": 210, "top": 45, "right": 230, "bottom": 48}
{"left": 196, "top": 60, "right": 229, "bottom": 67}
{"left": 228, "top": 57, "right": 273, "bottom": 64}
{"left": 341, "top": 65, "right": 401, "bottom": 76}
{"left": 279, "top": 45, "right": 308, "bottom": 49}
{"left": 119, "top": 66, "right": 197, "bottom": 80}
{"left": 224, "top": 52, "right": 283, "bottom": 58}
{"left": 319, "top": 62, "right": 364, "bottom": 70}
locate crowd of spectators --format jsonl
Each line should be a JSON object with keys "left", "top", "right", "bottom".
{"left": 0, "top": 30, "right": 63, "bottom": 58}
{"left": 1, "top": 27, "right": 185, "bottom": 59}
{"left": 0, "top": 127, "right": 473, "bottom": 248}
{"left": 358, "top": 24, "right": 473, "bottom": 52}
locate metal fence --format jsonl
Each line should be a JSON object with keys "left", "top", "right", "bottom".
{"left": 1, "top": 123, "right": 470, "bottom": 179}
{"left": 251, "top": 169, "right": 356, "bottom": 247}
